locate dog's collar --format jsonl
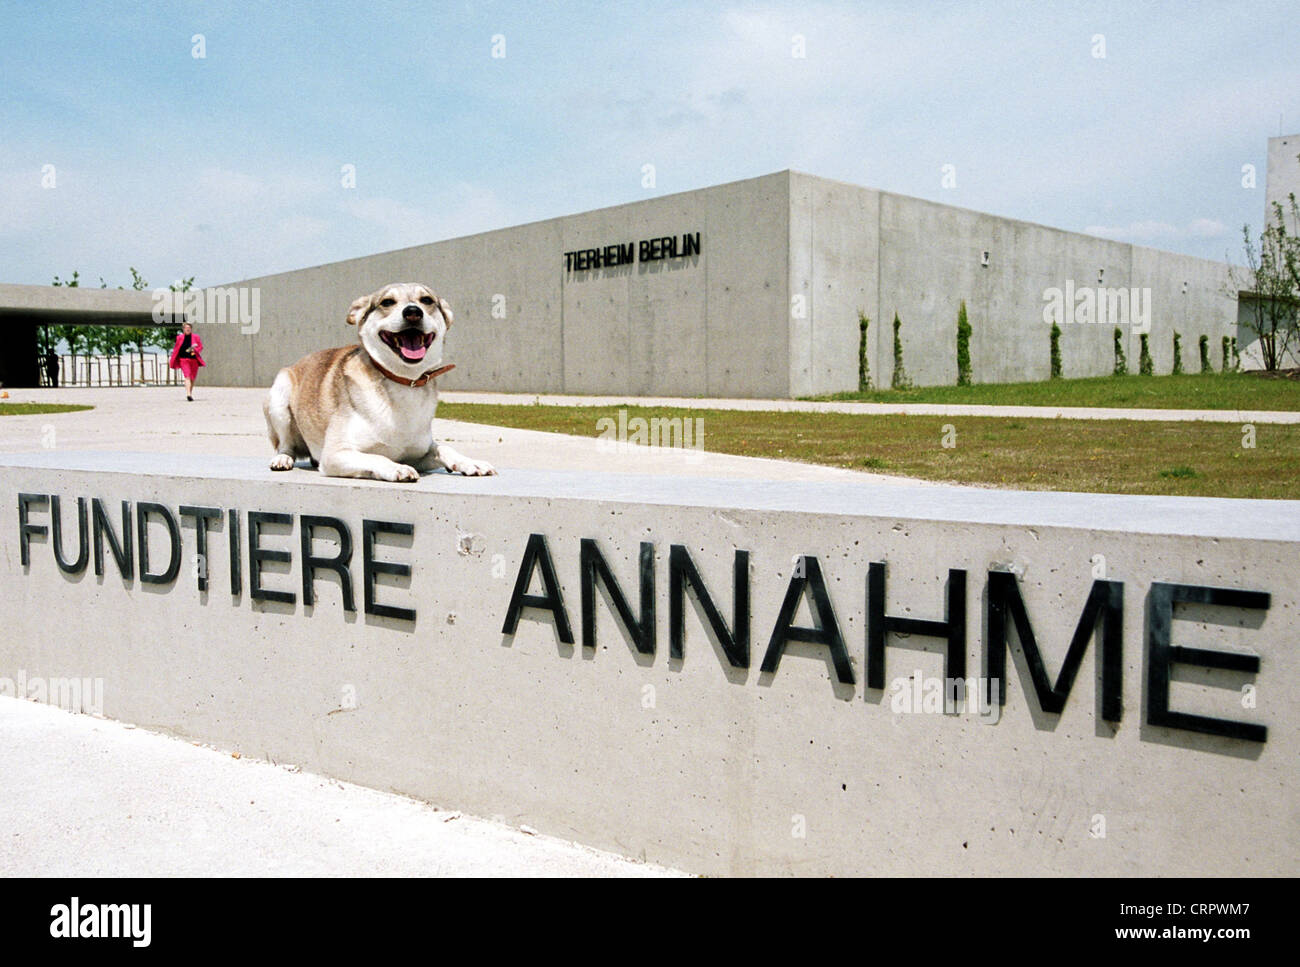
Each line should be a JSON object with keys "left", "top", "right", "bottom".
{"left": 367, "top": 354, "right": 455, "bottom": 387}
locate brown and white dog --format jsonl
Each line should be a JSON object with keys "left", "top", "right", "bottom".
{"left": 263, "top": 282, "right": 496, "bottom": 481}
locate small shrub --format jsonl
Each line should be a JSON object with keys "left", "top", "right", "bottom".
{"left": 1232, "top": 337, "right": 1240, "bottom": 371}
{"left": 1050, "top": 321, "right": 1062, "bottom": 379}
{"left": 1198, "top": 334, "right": 1212, "bottom": 374}
{"left": 1113, "top": 327, "right": 1127, "bottom": 376}
{"left": 1172, "top": 331, "right": 1183, "bottom": 375}
{"left": 1139, "top": 333, "right": 1153, "bottom": 376}
{"left": 956, "top": 300, "right": 972, "bottom": 387}
{"left": 891, "top": 312, "right": 912, "bottom": 389}
{"left": 857, "top": 312, "right": 872, "bottom": 391}
{"left": 1221, "top": 335, "right": 1232, "bottom": 373}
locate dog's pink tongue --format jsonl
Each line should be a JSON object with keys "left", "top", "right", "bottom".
{"left": 397, "top": 329, "right": 428, "bottom": 361}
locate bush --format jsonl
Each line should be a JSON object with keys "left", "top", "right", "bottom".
{"left": 1199, "top": 334, "right": 1212, "bottom": 373}
{"left": 857, "top": 312, "right": 872, "bottom": 391}
{"left": 1172, "top": 331, "right": 1183, "bottom": 375}
{"left": 1050, "top": 321, "right": 1062, "bottom": 379}
{"left": 1113, "top": 327, "right": 1127, "bottom": 375}
{"left": 1221, "top": 335, "right": 1232, "bottom": 373}
{"left": 1139, "top": 333, "right": 1153, "bottom": 375}
{"left": 891, "top": 312, "right": 912, "bottom": 389}
{"left": 956, "top": 300, "right": 972, "bottom": 386}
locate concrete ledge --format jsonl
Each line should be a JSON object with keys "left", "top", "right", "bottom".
{"left": 2, "top": 452, "right": 1297, "bottom": 875}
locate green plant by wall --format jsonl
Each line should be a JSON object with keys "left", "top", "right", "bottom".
{"left": 891, "top": 312, "right": 912, "bottom": 389}
{"left": 857, "top": 311, "right": 872, "bottom": 391}
{"left": 1049, "top": 321, "right": 1062, "bottom": 379}
{"left": 1139, "top": 333, "right": 1153, "bottom": 376}
{"left": 1112, "top": 327, "right": 1127, "bottom": 375}
{"left": 1232, "top": 336, "right": 1240, "bottom": 371}
{"left": 1221, "top": 336, "right": 1232, "bottom": 372}
{"left": 1198, "top": 334, "right": 1211, "bottom": 373}
{"left": 1172, "top": 331, "right": 1183, "bottom": 375}
{"left": 956, "top": 300, "right": 972, "bottom": 386}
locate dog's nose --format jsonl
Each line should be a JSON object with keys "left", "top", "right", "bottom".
{"left": 402, "top": 303, "right": 423, "bottom": 320}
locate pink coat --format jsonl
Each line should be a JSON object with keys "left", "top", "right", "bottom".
{"left": 168, "top": 332, "right": 205, "bottom": 369}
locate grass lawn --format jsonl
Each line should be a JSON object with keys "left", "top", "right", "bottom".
{"left": 437, "top": 403, "right": 1300, "bottom": 500}
{"left": 807, "top": 371, "right": 1300, "bottom": 410}
{"left": 0, "top": 403, "right": 94, "bottom": 416}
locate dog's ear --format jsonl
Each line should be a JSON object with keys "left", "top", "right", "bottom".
{"left": 438, "top": 297, "right": 453, "bottom": 328}
{"left": 345, "top": 294, "right": 372, "bottom": 326}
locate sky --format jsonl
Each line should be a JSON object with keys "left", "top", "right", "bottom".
{"left": 1, "top": 0, "right": 1298, "bottom": 290}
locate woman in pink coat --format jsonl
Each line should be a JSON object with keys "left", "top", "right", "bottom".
{"left": 168, "top": 322, "right": 205, "bottom": 401}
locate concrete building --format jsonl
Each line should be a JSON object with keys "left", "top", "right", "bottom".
{"left": 1266, "top": 133, "right": 1300, "bottom": 234}
{"left": 197, "top": 170, "right": 1247, "bottom": 396}
{"left": 0, "top": 284, "right": 176, "bottom": 389}
{"left": 4, "top": 136, "right": 1295, "bottom": 394}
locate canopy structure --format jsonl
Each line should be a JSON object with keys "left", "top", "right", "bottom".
{"left": 0, "top": 284, "right": 188, "bottom": 387}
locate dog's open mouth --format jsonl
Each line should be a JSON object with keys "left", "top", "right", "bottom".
{"left": 379, "top": 328, "right": 435, "bottom": 362}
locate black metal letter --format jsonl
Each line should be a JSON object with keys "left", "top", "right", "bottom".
{"left": 762, "top": 556, "right": 854, "bottom": 684}
{"left": 179, "top": 505, "right": 222, "bottom": 592}
{"left": 580, "top": 538, "right": 655, "bottom": 655}
{"left": 501, "top": 533, "right": 574, "bottom": 642}
{"left": 362, "top": 519, "right": 414, "bottom": 621}
{"left": 91, "top": 498, "right": 133, "bottom": 579}
{"left": 669, "top": 544, "right": 748, "bottom": 667}
{"left": 50, "top": 495, "right": 89, "bottom": 574}
{"left": 1147, "top": 582, "right": 1269, "bottom": 742}
{"left": 868, "top": 562, "right": 966, "bottom": 688}
{"left": 301, "top": 515, "right": 355, "bottom": 612}
{"left": 18, "top": 493, "right": 48, "bottom": 567}
{"left": 228, "top": 508, "right": 241, "bottom": 596}
{"left": 249, "top": 510, "right": 295, "bottom": 604}
{"left": 986, "top": 571, "right": 1123, "bottom": 719}
{"left": 136, "top": 502, "right": 182, "bottom": 585}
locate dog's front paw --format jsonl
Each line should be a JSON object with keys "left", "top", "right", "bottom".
{"left": 449, "top": 457, "right": 496, "bottom": 476}
{"left": 390, "top": 464, "right": 421, "bottom": 483}
{"left": 270, "top": 454, "right": 295, "bottom": 471}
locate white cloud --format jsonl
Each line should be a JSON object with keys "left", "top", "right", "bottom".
{"left": 1188, "top": 218, "right": 1228, "bottom": 238}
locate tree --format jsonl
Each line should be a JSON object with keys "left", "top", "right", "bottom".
{"left": 48, "top": 269, "right": 195, "bottom": 385}
{"left": 956, "top": 300, "right": 972, "bottom": 386}
{"left": 857, "top": 311, "right": 872, "bottom": 391}
{"left": 1139, "top": 333, "right": 1153, "bottom": 376}
{"left": 891, "top": 312, "right": 912, "bottom": 389}
{"left": 1226, "top": 192, "right": 1300, "bottom": 371}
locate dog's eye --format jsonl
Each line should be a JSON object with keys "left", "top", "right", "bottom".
{"left": 379, "top": 298, "right": 396, "bottom": 307}
{"left": 419, "top": 296, "right": 434, "bottom": 305}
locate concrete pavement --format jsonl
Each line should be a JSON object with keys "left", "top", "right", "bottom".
{"left": 0, "top": 386, "right": 936, "bottom": 484}
{"left": 0, "top": 698, "right": 682, "bottom": 877}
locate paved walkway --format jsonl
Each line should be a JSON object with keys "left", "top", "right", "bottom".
{"left": 0, "top": 698, "right": 680, "bottom": 877}
{"left": 0, "top": 386, "right": 934, "bottom": 484}
{"left": 440, "top": 391, "right": 1300, "bottom": 424}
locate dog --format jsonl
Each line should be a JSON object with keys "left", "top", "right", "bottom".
{"left": 263, "top": 282, "right": 496, "bottom": 481}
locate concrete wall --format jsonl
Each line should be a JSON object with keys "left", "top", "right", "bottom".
{"left": 203, "top": 174, "right": 791, "bottom": 397}
{"left": 1266, "top": 133, "right": 1300, "bottom": 235}
{"left": 201, "top": 172, "right": 1241, "bottom": 396}
{"left": 4, "top": 452, "right": 1297, "bottom": 876}
{"left": 788, "top": 174, "right": 878, "bottom": 396}
{"left": 827, "top": 185, "right": 1236, "bottom": 389}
